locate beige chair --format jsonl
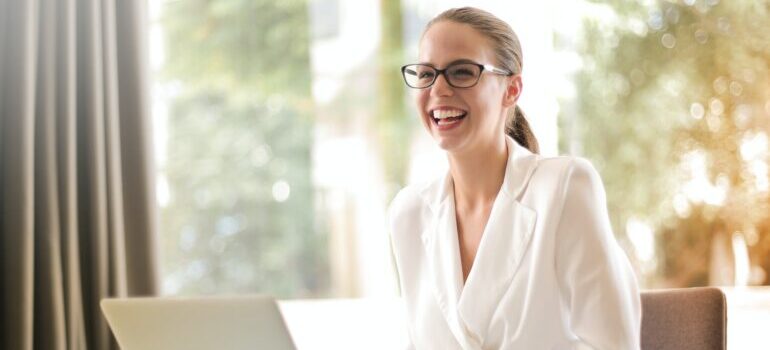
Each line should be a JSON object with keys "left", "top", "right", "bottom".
{"left": 641, "top": 287, "right": 727, "bottom": 350}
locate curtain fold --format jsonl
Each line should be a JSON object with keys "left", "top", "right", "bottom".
{"left": 1, "top": 1, "right": 37, "bottom": 350}
{"left": 0, "top": 0, "right": 160, "bottom": 349}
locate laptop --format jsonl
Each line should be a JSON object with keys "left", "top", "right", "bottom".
{"left": 101, "top": 294, "right": 297, "bottom": 350}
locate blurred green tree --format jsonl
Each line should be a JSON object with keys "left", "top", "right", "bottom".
{"left": 378, "top": 0, "right": 412, "bottom": 199}
{"left": 564, "top": 0, "right": 770, "bottom": 287}
{"left": 158, "top": 0, "right": 328, "bottom": 297}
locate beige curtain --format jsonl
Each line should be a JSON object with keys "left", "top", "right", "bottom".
{"left": 0, "top": 0, "right": 160, "bottom": 349}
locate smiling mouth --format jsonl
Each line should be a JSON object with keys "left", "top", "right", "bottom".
{"left": 430, "top": 109, "right": 468, "bottom": 126}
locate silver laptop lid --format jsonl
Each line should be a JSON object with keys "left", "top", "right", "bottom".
{"left": 101, "top": 294, "right": 297, "bottom": 350}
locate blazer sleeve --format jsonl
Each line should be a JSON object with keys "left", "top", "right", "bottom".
{"left": 386, "top": 210, "right": 416, "bottom": 350}
{"left": 386, "top": 189, "right": 418, "bottom": 350}
{"left": 554, "top": 158, "right": 642, "bottom": 350}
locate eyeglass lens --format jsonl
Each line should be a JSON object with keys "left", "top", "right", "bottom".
{"left": 402, "top": 63, "right": 482, "bottom": 88}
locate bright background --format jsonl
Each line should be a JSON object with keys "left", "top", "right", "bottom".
{"left": 147, "top": 0, "right": 770, "bottom": 347}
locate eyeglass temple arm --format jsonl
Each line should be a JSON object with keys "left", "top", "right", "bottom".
{"left": 483, "top": 64, "right": 514, "bottom": 76}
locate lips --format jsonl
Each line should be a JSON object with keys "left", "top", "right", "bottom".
{"left": 429, "top": 107, "right": 468, "bottom": 126}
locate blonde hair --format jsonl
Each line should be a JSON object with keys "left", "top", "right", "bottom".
{"left": 425, "top": 7, "right": 539, "bottom": 154}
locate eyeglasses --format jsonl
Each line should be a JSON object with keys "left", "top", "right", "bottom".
{"left": 400, "top": 62, "right": 513, "bottom": 89}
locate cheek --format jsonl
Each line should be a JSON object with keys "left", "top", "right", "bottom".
{"left": 467, "top": 89, "right": 504, "bottom": 127}
{"left": 414, "top": 89, "right": 428, "bottom": 108}
{"left": 465, "top": 91, "right": 489, "bottom": 115}
{"left": 413, "top": 90, "right": 430, "bottom": 120}
{"left": 410, "top": 91, "right": 428, "bottom": 128}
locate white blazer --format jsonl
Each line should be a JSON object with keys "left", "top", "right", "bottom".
{"left": 387, "top": 136, "right": 641, "bottom": 350}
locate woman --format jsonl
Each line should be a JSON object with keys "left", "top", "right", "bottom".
{"left": 388, "top": 7, "right": 641, "bottom": 349}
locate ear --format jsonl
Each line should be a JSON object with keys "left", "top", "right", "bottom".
{"left": 502, "top": 75, "right": 522, "bottom": 108}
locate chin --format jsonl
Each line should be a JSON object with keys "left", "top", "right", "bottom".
{"left": 431, "top": 134, "right": 465, "bottom": 153}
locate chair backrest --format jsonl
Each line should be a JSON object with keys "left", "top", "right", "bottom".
{"left": 641, "top": 287, "right": 726, "bottom": 350}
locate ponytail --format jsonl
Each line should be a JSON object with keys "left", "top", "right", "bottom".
{"left": 505, "top": 105, "right": 539, "bottom": 154}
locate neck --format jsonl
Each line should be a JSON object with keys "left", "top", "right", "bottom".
{"left": 448, "top": 136, "right": 508, "bottom": 210}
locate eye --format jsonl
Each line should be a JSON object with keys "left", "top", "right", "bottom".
{"left": 418, "top": 71, "right": 436, "bottom": 79}
{"left": 450, "top": 67, "right": 475, "bottom": 77}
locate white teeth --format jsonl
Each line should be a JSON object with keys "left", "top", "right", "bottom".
{"left": 437, "top": 118, "right": 462, "bottom": 126}
{"left": 432, "top": 109, "right": 466, "bottom": 119}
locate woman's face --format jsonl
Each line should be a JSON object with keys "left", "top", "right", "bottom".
{"left": 415, "top": 21, "right": 519, "bottom": 154}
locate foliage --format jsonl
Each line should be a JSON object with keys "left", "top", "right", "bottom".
{"left": 159, "top": 0, "right": 327, "bottom": 297}
{"left": 377, "top": 0, "right": 412, "bottom": 199}
{"left": 567, "top": 0, "right": 770, "bottom": 286}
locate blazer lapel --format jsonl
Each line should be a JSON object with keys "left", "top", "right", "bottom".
{"left": 418, "top": 136, "right": 540, "bottom": 348}
{"left": 419, "top": 174, "right": 474, "bottom": 348}
{"left": 457, "top": 137, "right": 540, "bottom": 344}
{"left": 456, "top": 197, "right": 537, "bottom": 343}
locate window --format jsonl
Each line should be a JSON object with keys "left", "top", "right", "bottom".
{"left": 152, "top": 0, "right": 327, "bottom": 297}
{"left": 151, "top": 0, "right": 770, "bottom": 301}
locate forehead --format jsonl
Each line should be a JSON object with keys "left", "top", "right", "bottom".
{"left": 419, "top": 21, "right": 494, "bottom": 66}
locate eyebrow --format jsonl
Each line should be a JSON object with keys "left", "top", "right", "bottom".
{"left": 416, "top": 58, "right": 477, "bottom": 67}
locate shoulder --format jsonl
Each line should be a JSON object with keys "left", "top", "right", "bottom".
{"left": 386, "top": 182, "right": 432, "bottom": 266}
{"left": 387, "top": 180, "right": 433, "bottom": 237}
{"left": 388, "top": 183, "right": 424, "bottom": 220}
{"left": 529, "top": 155, "right": 603, "bottom": 194}
{"left": 538, "top": 156, "right": 610, "bottom": 230}
{"left": 535, "top": 155, "right": 597, "bottom": 175}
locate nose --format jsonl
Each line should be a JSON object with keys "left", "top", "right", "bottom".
{"left": 430, "top": 73, "right": 454, "bottom": 97}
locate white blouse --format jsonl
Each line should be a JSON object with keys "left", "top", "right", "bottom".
{"left": 387, "top": 136, "right": 641, "bottom": 349}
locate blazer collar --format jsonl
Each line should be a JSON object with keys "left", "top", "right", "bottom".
{"left": 417, "top": 136, "right": 540, "bottom": 348}
{"left": 418, "top": 136, "right": 539, "bottom": 212}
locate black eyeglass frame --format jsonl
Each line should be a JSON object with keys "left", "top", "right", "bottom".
{"left": 400, "top": 62, "right": 514, "bottom": 89}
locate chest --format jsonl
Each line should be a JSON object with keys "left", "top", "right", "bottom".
{"left": 455, "top": 205, "right": 493, "bottom": 281}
